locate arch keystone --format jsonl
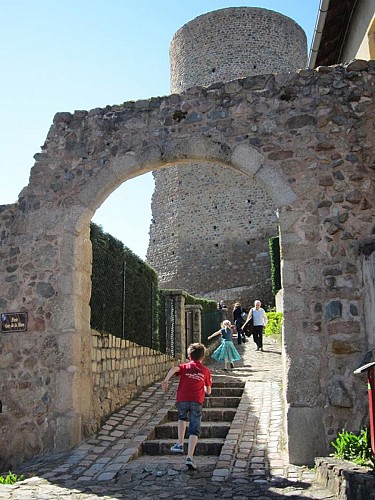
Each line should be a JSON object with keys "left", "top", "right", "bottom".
{"left": 161, "top": 137, "right": 232, "bottom": 165}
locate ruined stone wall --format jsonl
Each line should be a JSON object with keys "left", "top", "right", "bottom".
{"left": 0, "top": 61, "right": 374, "bottom": 469}
{"left": 148, "top": 8, "right": 307, "bottom": 307}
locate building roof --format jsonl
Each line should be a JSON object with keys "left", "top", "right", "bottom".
{"left": 309, "top": 0, "right": 358, "bottom": 68}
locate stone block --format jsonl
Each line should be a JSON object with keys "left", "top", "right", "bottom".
{"left": 330, "top": 339, "right": 361, "bottom": 354}
{"left": 327, "top": 321, "right": 360, "bottom": 335}
{"left": 54, "top": 411, "right": 82, "bottom": 451}
{"left": 287, "top": 406, "right": 327, "bottom": 465}
{"left": 256, "top": 164, "right": 297, "bottom": 206}
{"left": 286, "top": 354, "right": 322, "bottom": 404}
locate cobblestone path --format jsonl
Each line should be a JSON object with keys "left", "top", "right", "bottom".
{"left": 0, "top": 337, "right": 336, "bottom": 499}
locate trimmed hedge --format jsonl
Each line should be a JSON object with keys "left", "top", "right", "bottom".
{"left": 160, "top": 289, "right": 218, "bottom": 314}
{"left": 90, "top": 223, "right": 160, "bottom": 349}
{"left": 184, "top": 292, "right": 218, "bottom": 313}
{"left": 269, "top": 235, "right": 281, "bottom": 296}
{"left": 90, "top": 223, "right": 220, "bottom": 352}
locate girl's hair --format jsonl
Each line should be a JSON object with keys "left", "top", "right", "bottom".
{"left": 221, "top": 320, "right": 232, "bottom": 328}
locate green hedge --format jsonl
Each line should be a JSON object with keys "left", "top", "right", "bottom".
{"left": 184, "top": 292, "right": 218, "bottom": 313}
{"left": 90, "top": 223, "right": 220, "bottom": 352}
{"left": 269, "top": 235, "right": 281, "bottom": 296}
{"left": 265, "top": 312, "right": 283, "bottom": 336}
{"left": 90, "top": 223, "right": 160, "bottom": 349}
{"left": 160, "top": 290, "right": 218, "bottom": 314}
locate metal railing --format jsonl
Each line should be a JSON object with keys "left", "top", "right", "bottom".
{"left": 158, "top": 293, "right": 176, "bottom": 356}
{"left": 90, "top": 241, "right": 160, "bottom": 351}
{"left": 201, "top": 309, "right": 225, "bottom": 346}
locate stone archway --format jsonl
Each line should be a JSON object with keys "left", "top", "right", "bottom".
{"left": 0, "top": 62, "right": 374, "bottom": 467}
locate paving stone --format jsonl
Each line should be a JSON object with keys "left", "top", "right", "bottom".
{"left": 0, "top": 339, "right": 337, "bottom": 500}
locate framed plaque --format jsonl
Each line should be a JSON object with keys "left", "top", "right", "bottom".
{"left": 1, "top": 312, "right": 28, "bottom": 332}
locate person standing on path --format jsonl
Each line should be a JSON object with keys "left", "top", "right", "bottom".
{"left": 232, "top": 301, "right": 247, "bottom": 345}
{"left": 208, "top": 320, "right": 241, "bottom": 370}
{"left": 243, "top": 300, "right": 268, "bottom": 351}
{"left": 161, "top": 343, "right": 212, "bottom": 470}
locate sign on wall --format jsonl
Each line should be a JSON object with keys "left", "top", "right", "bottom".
{"left": 1, "top": 312, "right": 28, "bottom": 332}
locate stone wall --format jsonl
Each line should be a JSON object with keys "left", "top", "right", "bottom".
{"left": 89, "top": 331, "right": 175, "bottom": 435}
{"left": 315, "top": 457, "right": 375, "bottom": 499}
{"left": 0, "top": 60, "right": 374, "bottom": 469}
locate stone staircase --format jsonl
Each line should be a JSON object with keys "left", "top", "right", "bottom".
{"left": 142, "top": 380, "right": 245, "bottom": 456}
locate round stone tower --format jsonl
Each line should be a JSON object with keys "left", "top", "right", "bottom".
{"left": 147, "top": 7, "right": 307, "bottom": 308}
{"left": 170, "top": 7, "right": 307, "bottom": 93}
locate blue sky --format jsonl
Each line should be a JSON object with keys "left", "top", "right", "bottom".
{"left": 1, "top": 0, "right": 321, "bottom": 258}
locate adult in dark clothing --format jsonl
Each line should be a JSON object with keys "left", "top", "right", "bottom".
{"left": 232, "top": 302, "right": 247, "bottom": 345}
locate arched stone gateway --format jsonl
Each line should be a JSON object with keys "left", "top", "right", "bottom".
{"left": 0, "top": 61, "right": 374, "bottom": 468}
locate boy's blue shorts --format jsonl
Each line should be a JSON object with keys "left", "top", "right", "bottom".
{"left": 176, "top": 401, "right": 202, "bottom": 437}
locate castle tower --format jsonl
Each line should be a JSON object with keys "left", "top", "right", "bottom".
{"left": 147, "top": 7, "right": 307, "bottom": 307}
{"left": 169, "top": 7, "right": 307, "bottom": 93}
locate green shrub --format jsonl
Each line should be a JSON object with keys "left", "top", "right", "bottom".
{"left": 184, "top": 292, "right": 217, "bottom": 313}
{"left": 331, "top": 428, "right": 375, "bottom": 469}
{"left": 269, "top": 235, "right": 281, "bottom": 296}
{"left": 265, "top": 312, "right": 283, "bottom": 336}
{"left": 0, "top": 471, "right": 24, "bottom": 484}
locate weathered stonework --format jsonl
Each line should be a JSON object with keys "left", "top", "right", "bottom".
{"left": 170, "top": 7, "right": 307, "bottom": 92}
{"left": 148, "top": 162, "right": 278, "bottom": 305}
{"left": 148, "top": 8, "right": 308, "bottom": 306}
{"left": 89, "top": 331, "right": 175, "bottom": 436}
{"left": 0, "top": 60, "right": 374, "bottom": 469}
{"left": 315, "top": 457, "right": 375, "bottom": 499}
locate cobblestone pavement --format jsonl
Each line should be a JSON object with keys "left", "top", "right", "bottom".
{"left": 0, "top": 337, "right": 336, "bottom": 499}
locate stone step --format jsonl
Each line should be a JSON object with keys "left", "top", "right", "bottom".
{"left": 142, "top": 379, "right": 244, "bottom": 459}
{"left": 166, "top": 407, "right": 236, "bottom": 422}
{"left": 153, "top": 421, "right": 230, "bottom": 439}
{"left": 203, "top": 396, "right": 241, "bottom": 408}
{"left": 210, "top": 387, "right": 243, "bottom": 397}
{"left": 211, "top": 380, "right": 245, "bottom": 388}
{"left": 142, "top": 438, "right": 224, "bottom": 456}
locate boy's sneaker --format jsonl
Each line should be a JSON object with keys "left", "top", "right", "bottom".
{"left": 185, "top": 456, "right": 197, "bottom": 470}
{"left": 170, "top": 443, "right": 183, "bottom": 453}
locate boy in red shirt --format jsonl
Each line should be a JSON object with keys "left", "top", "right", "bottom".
{"left": 161, "top": 342, "right": 212, "bottom": 470}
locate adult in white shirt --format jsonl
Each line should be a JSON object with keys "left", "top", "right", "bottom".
{"left": 246, "top": 300, "right": 267, "bottom": 352}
